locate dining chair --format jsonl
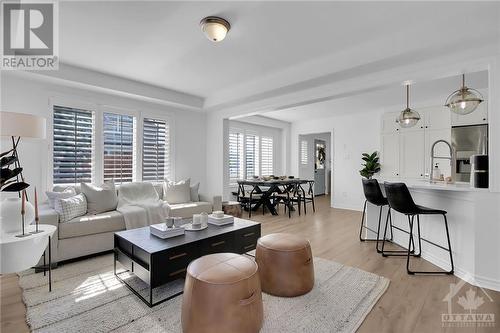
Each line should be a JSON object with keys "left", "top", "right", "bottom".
{"left": 301, "top": 180, "right": 316, "bottom": 214}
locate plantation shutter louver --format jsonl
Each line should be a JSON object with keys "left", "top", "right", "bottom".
{"left": 261, "top": 136, "right": 274, "bottom": 176}
{"left": 245, "top": 134, "right": 259, "bottom": 178}
{"left": 229, "top": 131, "right": 244, "bottom": 183}
{"left": 103, "top": 113, "right": 135, "bottom": 184}
{"left": 142, "top": 118, "right": 170, "bottom": 182}
{"left": 53, "top": 105, "right": 94, "bottom": 185}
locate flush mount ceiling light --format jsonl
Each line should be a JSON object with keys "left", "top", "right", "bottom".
{"left": 200, "top": 16, "right": 230, "bottom": 42}
{"left": 398, "top": 83, "right": 420, "bottom": 128}
{"left": 445, "top": 73, "right": 484, "bottom": 115}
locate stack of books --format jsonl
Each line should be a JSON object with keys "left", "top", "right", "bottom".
{"left": 150, "top": 223, "right": 185, "bottom": 239}
{"left": 208, "top": 214, "right": 234, "bottom": 226}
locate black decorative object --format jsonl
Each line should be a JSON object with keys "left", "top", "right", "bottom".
{"left": 0, "top": 137, "right": 30, "bottom": 195}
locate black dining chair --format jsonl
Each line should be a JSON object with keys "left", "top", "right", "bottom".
{"left": 301, "top": 180, "right": 316, "bottom": 214}
{"left": 359, "top": 179, "right": 395, "bottom": 253}
{"left": 273, "top": 183, "right": 301, "bottom": 218}
{"left": 237, "top": 183, "right": 262, "bottom": 218}
{"left": 383, "top": 182, "right": 454, "bottom": 275}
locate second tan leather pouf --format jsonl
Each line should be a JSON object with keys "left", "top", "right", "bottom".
{"left": 255, "top": 233, "right": 314, "bottom": 297}
{"left": 181, "top": 253, "right": 263, "bottom": 333}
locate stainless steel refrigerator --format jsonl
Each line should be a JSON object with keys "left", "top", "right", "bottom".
{"left": 451, "top": 124, "right": 488, "bottom": 183}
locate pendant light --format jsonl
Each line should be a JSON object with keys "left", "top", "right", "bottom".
{"left": 445, "top": 74, "right": 484, "bottom": 115}
{"left": 200, "top": 16, "right": 230, "bottom": 42}
{"left": 398, "top": 83, "right": 420, "bottom": 128}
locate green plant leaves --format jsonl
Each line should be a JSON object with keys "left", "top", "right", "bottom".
{"left": 359, "top": 151, "right": 381, "bottom": 179}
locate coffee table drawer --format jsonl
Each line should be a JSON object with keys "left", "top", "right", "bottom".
{"left": 201, "top": 234, "right": 234, "bottom": 255}
{"left": 234, "top": 225, "right": 260, "bottom": 253}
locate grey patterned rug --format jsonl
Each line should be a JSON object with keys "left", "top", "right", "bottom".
{"left": 19, "top": 253, "right": 389, "bottom": 333}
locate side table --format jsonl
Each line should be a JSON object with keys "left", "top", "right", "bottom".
{"left": 0, "top": 224, "right": 56, "bottom": 291}
{"left": 222, "top": 201, "right": 243, "bottom": 218}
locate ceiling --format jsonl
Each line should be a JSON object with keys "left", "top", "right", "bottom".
{"left": 263, "top": 71, "right": 489, "bottom": 122}
{"left": 58, "top": 1, "right": 500, "bottom": 107}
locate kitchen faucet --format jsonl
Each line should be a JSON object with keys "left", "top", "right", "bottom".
{"left": 430, "top": 140, "right": 455, "bottom": 183}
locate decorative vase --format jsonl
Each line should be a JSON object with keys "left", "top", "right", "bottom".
{"left": 0, "top": 197, "right": 35, "bottom": 234}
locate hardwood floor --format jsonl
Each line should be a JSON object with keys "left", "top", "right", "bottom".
{"left": 2, "top": 195, "right": 499, "bottom": 332}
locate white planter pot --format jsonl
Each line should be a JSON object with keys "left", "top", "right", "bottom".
{"left": 0, "top": 198, "right": 35, "bottom": 234}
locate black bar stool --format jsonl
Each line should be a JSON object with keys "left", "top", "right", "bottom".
{"left": 383, "top": 182, "right": 454, "bottom": 275}
{"left": 359, "top": 179, "right": 394, "bottom": 253}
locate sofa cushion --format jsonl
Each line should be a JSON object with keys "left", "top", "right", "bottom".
{"left": 81, "top": 181, "right": 118, "bottom": 214}
{"left": 164, "top": 178, "right": 191, "bottom": 204}
{"left": 168, "top": 201, "right": 212, "bottom": 218}
{"left": 190, "top": 182, "right": 200, "bottom": 202}
{"left": 59, "top": 210, "right": 126, "bottom": 239}
{"left": 46, "top": 187, "right": 77, "bottom": 208}
{"left": 54, "top": 193, "right": 87, "bottom": 223}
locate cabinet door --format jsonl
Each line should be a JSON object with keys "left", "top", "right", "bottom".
{"left": 424, "top": 106, "right": 451, "bottom": 130}
{"left": 425, "top": 129, "right": 452, "bottom": 178}
{"left": 382, "top": 112, "right": 400, "bottom": 133}
{"left": 380, "top": 133, "right": 400, "bottom": 178}
{"left": 451, "top": 101, "right": 488, "bottom": 126}
{"left": 400, "top": 130, "right": 425, "bottom": 179}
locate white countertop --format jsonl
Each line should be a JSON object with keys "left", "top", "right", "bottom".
{"left": 377, "top": 178, "right": 490, "bottom": 192}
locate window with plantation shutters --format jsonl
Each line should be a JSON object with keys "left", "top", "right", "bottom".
{"left": 301, "top": 140, "right": 308, "bottom": 165}
{"left": 261, "top": 136, "right": 274, "bottom": 176}
{"left": 142, "top": 118, "right": 170, "bottom": 182}
{"left": 245, "top": 134, "right": 259, "bottom": 178}
{"left": 229, "top": 131, "right": 244, "bottom": 184}
{"left": 103, "top": 113, "right": 135, "bottom": 184}
{"left": 53, "top": 105, "right": 94, "bottom": 185}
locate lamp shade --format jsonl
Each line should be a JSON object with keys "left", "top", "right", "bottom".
{"left": 0, "top": 111, "right": 46, "bottom": 139}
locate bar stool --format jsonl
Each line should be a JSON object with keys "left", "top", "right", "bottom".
{"left": 383, "top": 182, "right": 454, "bottom": 275}
{"left": 359, "top": 179, "right": 394, "bottom": 253}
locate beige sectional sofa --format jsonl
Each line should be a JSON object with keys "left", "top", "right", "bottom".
{"left": 39, "top": 183, "right": 221, "bottom": 264}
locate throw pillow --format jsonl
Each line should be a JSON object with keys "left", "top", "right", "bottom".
{"left": 163, "top": 178, "right": 191, "bottom": 204}
{"left": 190, "top": 182, "right": 200, "bottom": 202}
{"left": 45, "top": 187, "right": 77, "bottom": 208}
{"left": 80, "top": 181, "right": 118, "bottom": 215}
{"left": 55, "top": 193, "right": 87, "bottom": 223}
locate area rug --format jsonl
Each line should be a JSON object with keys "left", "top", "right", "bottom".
{"left": 19, "top": 254, "right": 389, "bottom": 333}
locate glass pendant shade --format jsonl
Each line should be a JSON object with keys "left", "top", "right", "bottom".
{"left": 398, "top": 84, "right": 420, "bottom": 128}
{"left": 445, "top": 74, "right": 483, "bottom": 115}
{"left": 398, "top": 108, "right": 421, "bottom": 128}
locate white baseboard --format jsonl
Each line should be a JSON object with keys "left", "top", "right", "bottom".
{"left": 332, "top": 202, "right": 362, "bottom": 212}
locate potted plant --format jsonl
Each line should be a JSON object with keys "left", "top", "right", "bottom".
{"left": 359, "top": 152, "right": 381, "bottom": 179}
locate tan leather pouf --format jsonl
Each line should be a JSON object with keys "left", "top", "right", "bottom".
{"left": 255, "top": 233, "right": 314, "bottom": 297}
{"left": 181, "top": 253, "right": 263, "bottom": 333}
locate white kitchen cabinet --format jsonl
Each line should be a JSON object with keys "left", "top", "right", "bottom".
{"left": 400, "top": 130, "right": 426, "bottom": 179}
{"left": 381, "top": 112, "right": 401, "bottom": 133}
{"left": 423, "top": 106, "right": 451, "bottom": 130}
{"left": 380, "top": 133, "right": 400, "bottom": 178}
{"left": 451, "top": 101, "right": 488, "bottom": 126}
{"left": 425, "top": 128, "right": 452, "bottom": 178}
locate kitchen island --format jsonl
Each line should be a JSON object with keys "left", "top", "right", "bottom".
{"left": 363, "top": 179, "right": 500, "bottom": 291}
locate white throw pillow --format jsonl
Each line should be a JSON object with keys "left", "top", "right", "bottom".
{"left": 45, "top": 187, "right": 77, "bottom": 208}
{"left": 55, "top": 193, "right": 87, "bottom": 223}
{"left": 190, "top": 182, "right": 200, "bottom": 202}
{"left": 163, "top": 178, "right": 191, "bottom": 204}
{"left": 80, "top": 181, "right": 118, "bottom": 215}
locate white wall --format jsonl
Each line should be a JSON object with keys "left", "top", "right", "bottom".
{"left": 0, "top": 74, "right": 207, "bottom": 199}
{"left": 292, "top": 110, "right": 384, "bottom": 210}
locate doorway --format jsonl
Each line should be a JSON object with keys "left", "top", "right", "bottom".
{"left": 298, "top": 132, "right": 332, "bottom": 196}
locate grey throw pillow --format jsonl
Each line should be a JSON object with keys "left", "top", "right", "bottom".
{"left": 190, "top": 182, "right": 200, "bottom": 202}
{"left": 46, "top": 187, "right": 77, "bottom": 208}
{"left": 80, "top": 181, "right": 118, "bottom": 214}
{"left": 163, "top": 178, "right": 191, "bottom": 204}
{"left": 55, "top": 193, "right": 87, "bottom": 223}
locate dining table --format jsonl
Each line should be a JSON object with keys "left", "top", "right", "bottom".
{"left": 237, "top": 178, "right": 309, "bottom": 215}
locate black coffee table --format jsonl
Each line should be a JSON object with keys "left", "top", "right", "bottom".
{"left": 114, "top": 218, "right": 261, "bottom": 307}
